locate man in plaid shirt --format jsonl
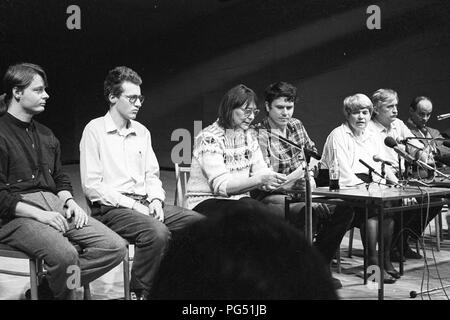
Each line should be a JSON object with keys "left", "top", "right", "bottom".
{"left": 253, "top": 82, "right": 354, "bottom": 289}
{"left": 255, "top": 112, "right": 317, "bottom": 175}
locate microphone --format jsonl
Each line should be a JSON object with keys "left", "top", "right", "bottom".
{"left": 384, "top": 136, "right": 416, "bottom": 163}
{"left": 385, "top": 137, "right": 450, "bottom": 180}
{"left": 437, "top": 113, "right": 450, "bottom": 120}
{"left": 359, "top": 159, "right": 384, "bottom": 179}
{"left": 304, "top": 147, "right": 322, "bottom": 160}
{"left": 396, "top": 137, "right": 423, "bottom": 151}
{"left": 373, "top": 155, "right": 394, "bottom": 166}
{"left": 396, "top": 137, "right": 409, "bottom": 144}
{"left": 359, "top": 159, "right": 376, "bottom": 172}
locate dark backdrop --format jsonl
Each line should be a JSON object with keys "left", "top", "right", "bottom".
{"left": 1, "top": 0, "right": 450, "bottom": 168}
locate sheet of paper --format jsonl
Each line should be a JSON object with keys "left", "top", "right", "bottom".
{"left": 276, "top": 165, "right": 305, "bottom": 190}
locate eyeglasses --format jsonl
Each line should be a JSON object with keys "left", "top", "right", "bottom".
{"left": 122, "top": 94, "right": 145, "bottom": 104}
{"left": 240, "top": 107, "right": 260, "bottom": 117}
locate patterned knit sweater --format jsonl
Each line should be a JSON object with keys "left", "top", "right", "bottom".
{"left": 186, "top": 120, "right": 270, "bottom": 209}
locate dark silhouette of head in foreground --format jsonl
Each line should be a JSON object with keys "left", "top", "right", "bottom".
{"left": 151, "top": 206, "right": 337, "bottom": 300}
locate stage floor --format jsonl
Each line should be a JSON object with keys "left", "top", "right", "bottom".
{"left": 1, "top": 165, "right": 450, "bottom": 300}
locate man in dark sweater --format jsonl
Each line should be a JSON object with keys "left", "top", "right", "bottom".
{"left": 0, "top": 63, "right": 126, "bottom": 299}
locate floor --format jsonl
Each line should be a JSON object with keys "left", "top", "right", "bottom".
{"left": 1, "top": 165, "right": 450, "bottom": 300}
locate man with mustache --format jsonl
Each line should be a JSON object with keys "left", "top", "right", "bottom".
{"left": 79, "top": 66, "right": 203, "bottom": 300}
{"left": 252, "top": 81, "right": 354, "bottom": 289}
{"left": 368, "top": 89, "right": 439, "bottom": 262}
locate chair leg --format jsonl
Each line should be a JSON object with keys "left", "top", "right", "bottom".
{"left": 336, "top": 248, "right": 341, "bottom": 273}
{"left": 36, "top": 258, "right": 46, "bottom": 281}
{"left": 83, "top": 284, "right": 92, "bottom": 300}
{"left": 348, "top": 228, "right": 354, "bottom": 258}
{"left": 435, "top": 214, "right": 441, "bottom": 252}
{"left": 123, "top": 249, "right": 131, "bottom": 300}
{"left": 29, "top": 259, "right": 39, "bottom": 300}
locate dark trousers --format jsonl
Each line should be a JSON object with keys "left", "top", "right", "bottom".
{"left": 313, "top": 205, "right": 354, "bottom": 265}
{"left": 193, "top": 197, "right": 275, "bottom": 218}
{"left": 91, "top": 204, "right": 203, "bottom": 294}
{"left": 393, "top": 201, "right": 442, "bottom": 247}
{"left": 195, "top": 196, "right": 354, "bottom": 265}
{"left": 260, "top": 194, "right": 354, "bottom": 265}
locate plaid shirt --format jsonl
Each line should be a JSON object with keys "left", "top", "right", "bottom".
{"left": 254, "top": 117, "right": 317, "bottom": 175}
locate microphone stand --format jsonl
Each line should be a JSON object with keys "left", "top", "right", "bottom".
{"left": 415, "top": 159, "right": 450, "bottom": 180}
{"left": 268, "top": 131, "right": 314, "bottom": 245}
{"left": 402, "top": 136, "right": 450, "bottom": 152}
{"left": 303, "top": 150, "right": 313, "bottom": 246}
{"left": 404, "top": 137, "right": 450, "bottom": 142}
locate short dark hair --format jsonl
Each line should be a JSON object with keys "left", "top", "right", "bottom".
{"left": 103, "top": 66, "right": 142, "bottom": 104}
{"left": 217, "top": 84, "right": 257, "bottom": 129}
{"left": 2, "top": 62, "right": 48, "bottom": 108}
{"left": 410, "top": 96, "right": 432, "bottom": 111}
{"left": 151, "top": 209, "right": 337, "bottom": 300}
{"left": 264, "top": 81, "right": 297, "bottom": 106}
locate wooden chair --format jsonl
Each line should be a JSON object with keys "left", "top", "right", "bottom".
{"left": 0, "top": 243, "right": 92, "bottom": 300}
{"left": 0, "top": 243, "right": 42, "bottom": 300}
{"left": 122, "top": 242, "right": 132, "bottom": 300}
{"left": 174, "top": 163, "right": 191, "bottom": 208}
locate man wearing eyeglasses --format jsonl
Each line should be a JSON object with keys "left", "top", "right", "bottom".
{"left": 79, "top": 66, "right": 203, "bottom": 300}
{"left": 252, "top": 81, "right": 354, "bottom": 289}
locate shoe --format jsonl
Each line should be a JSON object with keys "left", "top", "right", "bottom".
{"left": 331, "top": 277, "right": 343, "bottom": 289}
{"left": 130, "top": 289, "right": 149, "bottom": 300}
{"left": 403, "top": 245, "right": 422, "bottom": 259}
{"left": 382, "top": 272, "right": 397, "bottom": 284}
{"left": 385, "top": 268, "right": 401, "bottom": 279}
{"left": 25, "top": 277, "right": 55, "bottom": 300}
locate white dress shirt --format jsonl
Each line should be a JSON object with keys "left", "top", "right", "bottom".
{"left": 367, "top": 118, "right": 424, "bottom": 172}
{"left": 320, "top": 123, "right": 395, "bottom": 186}
{"left": 80, "top": 112, "right": 165, "bottom": 208}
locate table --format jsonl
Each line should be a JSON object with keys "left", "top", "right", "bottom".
{"left": 285, "top": 183, "right": 450, "bottom": 300}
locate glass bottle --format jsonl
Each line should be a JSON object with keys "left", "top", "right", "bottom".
{"left": 329, "top": 148, "right": 340, "bottom": 191}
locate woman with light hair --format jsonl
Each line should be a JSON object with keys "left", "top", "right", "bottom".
{"left": 320, "top": 93, "right": 400, "bottom": 283}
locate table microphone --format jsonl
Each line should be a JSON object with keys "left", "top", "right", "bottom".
{"left": 385, "top": 137, "right": 450, "bottom": 180}
{"left": 384, "top": 136, "right": 416, "bottom": 162}
{"left": 359, "top": 159, "right": 384, "bottom": 179}
{"left": 396, "top": 137, "right": 424, "bottom": 151}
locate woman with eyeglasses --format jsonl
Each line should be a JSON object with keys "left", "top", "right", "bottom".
{"left": 185, "top": 84, "right": 287, "bottom": 217}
